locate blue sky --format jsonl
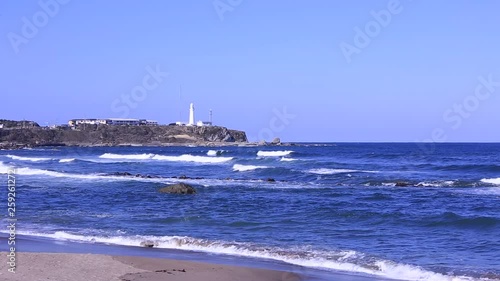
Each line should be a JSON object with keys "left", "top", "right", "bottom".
{"left": 1, "top": 0, "right": 499, "bottom": 142}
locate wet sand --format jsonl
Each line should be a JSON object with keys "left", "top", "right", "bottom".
{"left": 0, "top": 252, "right": 302, "bottom": 281}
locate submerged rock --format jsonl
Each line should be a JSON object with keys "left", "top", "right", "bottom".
{"left": 159, "top": 183, "right": 197, "bottom": 194}
{"left": 395, "top": 182, "right": 410, "bottom": 187}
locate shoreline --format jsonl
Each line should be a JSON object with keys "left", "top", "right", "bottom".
{"left": 0, "top": 235, "right": 392, "bottom": 281}
{"left": 0, "top": 252, "right": 302, "bottom": 281}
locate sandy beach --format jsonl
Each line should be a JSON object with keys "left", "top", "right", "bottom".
{"left": 0, "top": 252, "right": 301, "bottom": 281}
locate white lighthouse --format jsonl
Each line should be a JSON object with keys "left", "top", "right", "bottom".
{"left": 188, "top": 103, "right": 195, "bottom": 126}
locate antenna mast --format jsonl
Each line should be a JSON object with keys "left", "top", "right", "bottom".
{"left": 179, "top": 85, "right": 182, "bottom": 122}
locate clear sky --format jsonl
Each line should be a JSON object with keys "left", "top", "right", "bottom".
{"left": 1, "top": 0, "right": 500, "bottom": 142}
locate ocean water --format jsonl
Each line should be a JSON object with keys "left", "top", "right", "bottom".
{"left": 1, "top": 143, "right": 499, "bottom": 280}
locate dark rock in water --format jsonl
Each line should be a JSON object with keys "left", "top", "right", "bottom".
{"left": 140, "top": 240, "right": 157, "bottom": 248}
{"left": 271, "top": 137, "right": 281, "bottom": 145}
{"left": 179, "top": 175, "right": 188, "bottom": 179}
{"left": 113, "top": 172, "right": 132, "bottom": 176}
{"left": 395, "top": 182, "right": 410, "bottom": 187}
{"left": 266, "top": 178, "right": 276, "bottom": 182}
{"left": 159, "top": 183, "right": 196, "bottom": 194}
{"left": 113, "top": 172, "right": 161, "bottom": 179}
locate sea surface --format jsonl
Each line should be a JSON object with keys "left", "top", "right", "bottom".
{"left": 1, "top": 143, "right": 499, "bottom": 280}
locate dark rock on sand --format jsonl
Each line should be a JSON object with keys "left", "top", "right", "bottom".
{"left": 159, "top": 183, "right": 197, "bottom": 194}
{"left": 140, "top": 240, "right": 158, "bottom": 248}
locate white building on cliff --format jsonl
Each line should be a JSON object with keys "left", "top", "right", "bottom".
{"left": 177, "top": 103, "right": 213, "bottom": 127}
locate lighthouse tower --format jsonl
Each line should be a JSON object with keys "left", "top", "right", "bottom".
{"left": 188, "top": 103, "right": 195, "bottom": 126}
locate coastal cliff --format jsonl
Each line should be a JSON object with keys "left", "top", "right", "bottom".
{"left": 0, "top": 120, "right": 248, "bottom": 148}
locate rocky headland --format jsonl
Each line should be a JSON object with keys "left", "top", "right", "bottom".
{"left": 0, "top": 119, "right": 248, "bottom": 149}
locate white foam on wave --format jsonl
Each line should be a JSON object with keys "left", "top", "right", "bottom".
{"left": 308, "top": 168, "right": 362, "bottom": 175}
{"left": 152, "top": 154, "right": 233, "bottom": 163}
{"left": 9, "top": 230, "right": 474, "bottom": 281}
{"left": 98, "top": 153, "right": 233, "bottom": 164}
{"left": 0, "top": 162, "right": 310, "bottom": 188}
{"left": 416, "top": 181, "right": 455, "bottom": 187}
{"left": 280, "top": 157, "right": 297, "bottom": 162}
{"left": 207, "top": 150, "right": 219, "bottom": 156}
{"left": 6, "top": 155, "right": 53, "bottom": 162}
{"left": 59, "top": 158, "right": 75, "bottom": 163}
{"left": 480, "top": 178, "right": 500, "bottom": 185}
{"left": 99, "top": 153, "right": 154, "bottom": 160}
{"left": 233, "top": 164, "right": 269, "bottom": 172}
{"left": 0, "top": 162, "right": 164, "bottom": 183}
{"left": 0, "top": 165, "right": 98, "bottom": 179}
{"left": 257, "top": 150, "right": 293, "bottom": 157}
{"left": 207, "top": 150, "right": 226, "bottom": 156}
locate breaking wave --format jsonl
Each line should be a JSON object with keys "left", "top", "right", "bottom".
{"left": 308, "top": 168, "right": 373, "bottom": 175}
{"left": 416, "top": 181, "right": 455, "bottom": 187}
{"left": 59, "top": 158, "right": 76, "bottom": 163}
{"left": 280, "top": 157, "right": 297, "bottom": 162}
{"left": 99, "top": 153, "right": 233, "bottom": 163}
{"left": 233, "top": 164, "right": 269, "bottom": 172}
{"left": 0, "top": 162, "right": 162, "bottom": 182}
{"left": 9, "top": 230, "right": 479, "bottom": 281}
{"left": 257, "top": 151, "right": 293, "bottom": 157}
{"left": 152, "top": 154, "right": 233, "bottom": 163}
{"left": 207, "top": 150, "right": 225, "bottom": 156}
{"left": 99, "top": 153, "right": 154, "bottom": 160}
{"left": 481, "top": 178, "right": 500, "bottom": 185}
{"left": 6, "top": 155, "right": 53, "bottom": 162}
